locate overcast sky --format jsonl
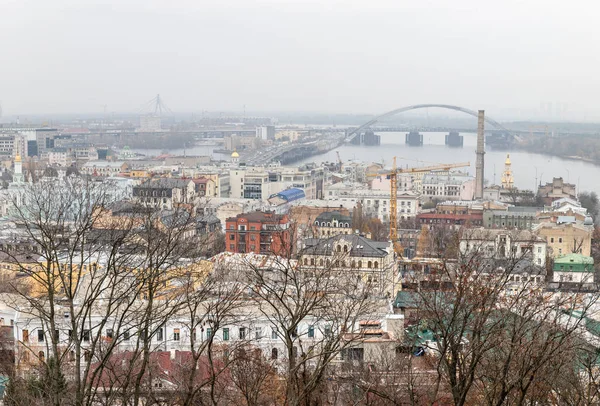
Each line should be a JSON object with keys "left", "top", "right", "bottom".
{"left": 1, "top": 0, "right": 599, "bottom": 119}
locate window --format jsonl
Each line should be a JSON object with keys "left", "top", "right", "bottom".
{"left": 250, "top": 234, "right": 256, "bottom": 241}
{"left": 22, "top": 329, "right": 29, "bottom": 342}
{"left": 54, "top": 330, "right": 59, "bottom": 341}
{"left": 559, "top": 237, "right": 563, "bottom": 243}
{"left": 271, "top": 327, "right": 278, "bottom": 339}
{"left": 38, "top": 330, "right": 44, "bottom": 342}
{"left": 38, "top": 351, "right": 45, "bottom": 362}
{"left": 84, "top": 350, "right": 91, "bottom": 362}
{"left": 255, "top": 327, "right": 262, "bottom": 340}
{"left": 83, "top": 330, "right": 90, "bottom": 342}
{"left": 550, "top": 237, "right": 554, "bottom": 243}
{"left": 229, "top": 234, "right": 235, "bottom": 240}
{"left": 206, "top": 328, "right": 213, "bottom": 340}
{"left": 537, "top": 247, "right": 541, "bottom": 253}
{"left": 374, "top": 261, "right": 378, "bottom": 269}
{"left": 308, "top": 326, "right": 315, "bottom": 338}
{"left": 223, "top": 328, "right": 229, "bottom": 341}
{"left": 239, "top": 327, "right": 246, "bottom": 340}
{"left": 229, "top": 244, "right": 235, "bottom": 250}
{"left": 106, "top": 329, "right": 114, "bottom": 339}
{"left": 324, "top": 325, "right": 332, "bottom": 337}
{"left": 271, "top": 348, "right": 278, "bottom": 360}
{"left": 173, "top": 328, "right": 181, "bottom": 341}
{"left": 157, "top": 327, "right": 163, "bottom": 341}
{"left": 123, "top": 331, "right": 130, "bottom": 341}
{"left": 368, "top": 261, "right": 372, "bottom": 269}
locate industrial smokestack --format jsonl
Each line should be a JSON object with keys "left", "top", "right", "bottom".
{"left": 475, "top": 110, "right": 485, "bottom": 199}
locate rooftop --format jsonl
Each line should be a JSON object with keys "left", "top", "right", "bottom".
{"left": 303, "top": 234, "right": 390, "bottom": 258}
{"left": 227, "top": 211, "right": 288, "bottom": 224}
{"left": 554, "top": 253, "right": 594, "bottom": 266}
{"left": 315, "top": 211, "right": 352, "bottom": 223}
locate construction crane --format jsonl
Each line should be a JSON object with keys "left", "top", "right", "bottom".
{"left": 336, "top": 151, "right": 343, "bottom": 172}
{"left": 369, "top": 159, "right": 470, "bottom": 256}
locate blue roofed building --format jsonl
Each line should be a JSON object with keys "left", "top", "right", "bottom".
{"left": 267, "top": 188, "right": 306, "bottom": 213}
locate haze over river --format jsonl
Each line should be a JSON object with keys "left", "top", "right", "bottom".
{"left": 296, "top": 132, "right": 600, "bottom": 196}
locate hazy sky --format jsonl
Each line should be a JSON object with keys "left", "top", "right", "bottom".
{"left": 2, "top": 0, "right": 600, "bottom": 119}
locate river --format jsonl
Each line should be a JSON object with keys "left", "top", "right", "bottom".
{"left": 129, "top": 131, "right": 600, "bottom": 195}
{"left": 296, "top": 132, "right": 600, "bottom": 195}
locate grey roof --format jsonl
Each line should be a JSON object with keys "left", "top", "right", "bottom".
{"left": 303, "top": 234, "right": 390, "bottom": 257}
{"left": 486, "top": 210, "right": 537, "bottom": 218}
{"left": 461, "top": 228, "right": 544, "bottom": 242}
{"left": 136, "top": 178, "right": 192, "bottom": 189}
{"left": 507, "top": 206, "right": 542, "bottom": 213}
{"left": 480, "top": 257, "right": 546, "bottom": 275}
{"left": 197, "top": 214, "right": 220, "bottom": 225}
{"left": 557, "top": 216, "right": 576, "bottom": 224}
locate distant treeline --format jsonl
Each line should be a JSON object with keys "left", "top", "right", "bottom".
{"left": 521, "top": 134, "right": 600, "bottom": 163}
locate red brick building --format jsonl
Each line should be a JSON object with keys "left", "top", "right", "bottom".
{"left": 225, "top": 211, "right": 291, "bottom": 255}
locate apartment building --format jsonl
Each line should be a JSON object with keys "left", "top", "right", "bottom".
{"left": 325, "top": 185, "right": 419, "bottom": 222}
{"left": 133, "top": 178, "right": 196, "bottom": 209}
{"left": 225, "top": 211, "right": 291, "bottom": 255}
{"left": 421, "top": 172, "right": 475, "bottom": 202}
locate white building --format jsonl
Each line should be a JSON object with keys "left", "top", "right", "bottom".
{"left": 48, "top": 148, "right": 69, "bottom": 167}
{"left": 325, "top": 185, "right": 419, "bottom": 222}
{"left": 421, "top": 172, "right": 475, "bottom": 202}
{"left": 460, "top": 228, "right": 548, "bottom": 267}
{"left": 81, "top": 161, "right": 127, "bottom": 177}
{"left": 255, "top": 126, "right": 275, "bottom": 141}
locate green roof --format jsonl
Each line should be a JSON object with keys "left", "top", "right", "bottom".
{"left": 554, "top": 253, "right": 594, "bottom": 265}
{"left": 394, "top": 290, "right": 420, "bottom": 308}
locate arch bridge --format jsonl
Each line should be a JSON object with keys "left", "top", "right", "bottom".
{"left": 346, "top": 104, "right": 511, "bottom": 142}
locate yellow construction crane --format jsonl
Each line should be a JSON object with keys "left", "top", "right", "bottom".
{"left": 369, "top": 159, "right": 470, "bottom": 256}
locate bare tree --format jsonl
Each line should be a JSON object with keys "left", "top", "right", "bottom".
{"left": 239, "top": 226, "right": 381, "bottom": 406}
{"left": 410, "top": 229, "right": 598, "bottom": 406}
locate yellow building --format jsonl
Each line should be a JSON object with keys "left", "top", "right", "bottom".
{"left": 534, "top": 221, "right": 593, "bottom": 258}
{"left": 129, "top": 170, "right": 151, "bottom": 179}
{"left": 501, "top": 154, "right": 514, "bottom": 189}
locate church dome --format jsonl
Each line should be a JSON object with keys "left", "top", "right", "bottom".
{"left": 231, "top": 150, "right": 239, "bottom": 158}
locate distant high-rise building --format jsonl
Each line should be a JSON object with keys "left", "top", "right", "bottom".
{"left": 137, "top": 115, "right": 162, "bottom": 132}
{"left": 256, "top": 125, "right": 275, "bottom": 141}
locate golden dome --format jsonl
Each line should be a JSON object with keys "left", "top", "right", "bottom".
{"left": 231, "top": 150, "right": 239, "bottom": 158}
{"left": 505, "top": 154, "right": 511, "bottom": 165}
{"left": 15, "top": 154, "right": 21, "bottom": 163}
